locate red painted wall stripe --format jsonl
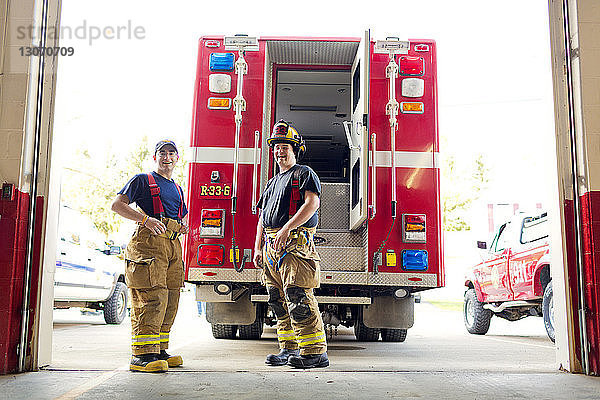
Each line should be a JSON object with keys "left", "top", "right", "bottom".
{"left": 0, "top": 191, "right": 44, "bottom": 374}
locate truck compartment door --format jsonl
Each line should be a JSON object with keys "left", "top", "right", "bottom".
{"left": 349, "top": 30, "right": 371, "bottom": 230}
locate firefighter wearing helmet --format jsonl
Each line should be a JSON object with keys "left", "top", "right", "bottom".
{"left": 253, "top": 120, "right": 329, "bottom": 369}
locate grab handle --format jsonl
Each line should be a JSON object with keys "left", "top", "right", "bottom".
{"left": 369, "top": 132, "right": 377, "bottom": 220}
{"left": 251, "top": 130, "right": 260, "bottom": 214}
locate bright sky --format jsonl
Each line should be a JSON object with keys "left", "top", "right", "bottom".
{"left": 52, "top": 0, "right": 556, "bottom": 234}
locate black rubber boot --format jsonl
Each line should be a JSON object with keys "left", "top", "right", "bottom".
{"left": 157, "top": 350, "right": 183, "bottom": 367}
{"left": 288, "top": 352, "right": 329, "bottom": 369}
{"left": 265, "top": 349, "right": 299, "bottom": 366}
{"left": 130, "top": 353, "right": 168, "bottom": 372}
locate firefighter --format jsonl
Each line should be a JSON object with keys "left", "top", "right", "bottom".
{"left": 253, "top": 120, "right": 329, "bottom": 369}
{"left": 111, "top": 140, "right": 189, "bottom": 373}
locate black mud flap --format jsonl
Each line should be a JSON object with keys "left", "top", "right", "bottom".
{"left": 206, "top": 293, "right": 256, "bottom": 325}
{"left": 363, "top": 296, "right": 414, "bottom": 329}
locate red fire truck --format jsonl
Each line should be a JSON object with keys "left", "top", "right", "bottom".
{"left": 184, "top": 32, "right": 444, "bottom": 342}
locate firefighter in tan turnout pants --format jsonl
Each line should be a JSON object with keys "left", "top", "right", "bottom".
{"left": 111, "top": 140, "right": 189, "bottom": 372}
{"left": 254, "top": 120, "right": 329, "bottom": 369}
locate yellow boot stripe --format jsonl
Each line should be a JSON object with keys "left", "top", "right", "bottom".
{"left": 132, "top": 340, "right": 160, "bottom": 346}
{"left": 131, "top": 335, "right": 160, "bottom": 345}
{"left": 298, "top": 332, "right": 326, "bottom": 346}
{"left": 298, "top": 337, "right": 326, "bottom": 347}
{"left": 296, "top": 331, "right": 325, "bottom": 340}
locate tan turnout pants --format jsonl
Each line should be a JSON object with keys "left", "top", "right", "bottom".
{"left": 263, "top": 227, "right": 327, "bottom": 355}
{"left": 125, "top": 220, "right": 184, "bottom": 356}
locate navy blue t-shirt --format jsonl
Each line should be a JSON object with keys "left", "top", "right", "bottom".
{"left": 118, "top": 171, "right": 188, "bottom": 220}
{"left": 257, "top": 164, "right": 321, "bottom": 229}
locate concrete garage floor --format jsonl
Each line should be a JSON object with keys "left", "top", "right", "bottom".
{"left": 1, "top": 290, "right": 600, "bottom": 399}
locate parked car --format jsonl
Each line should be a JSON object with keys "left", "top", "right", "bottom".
{"left": 463, "top": 211, "right": 554, "bottom": 341}
{"left": 54, "top": 206, "right": 128, "bottom": 324}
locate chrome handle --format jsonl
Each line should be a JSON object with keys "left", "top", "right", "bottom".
{"left": 343, "top": 121, "right": 360, "bottom": 150}
{"left": 369, "top": 132, "right": 377, "bottom": 220}
{"left": 251, "top": 130, "right": 260, "bottom": 214}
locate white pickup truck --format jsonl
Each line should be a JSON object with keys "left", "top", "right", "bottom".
{"left": 54, "top": 206, "right": 128, "bottom": 324}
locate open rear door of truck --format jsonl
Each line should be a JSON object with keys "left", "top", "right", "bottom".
{"left": 348, "top": 30, "right": 371, "bottom": 230}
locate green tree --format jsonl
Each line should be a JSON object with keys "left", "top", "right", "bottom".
{"left": 442, "top": 154, "right": 490, "bottom": 231}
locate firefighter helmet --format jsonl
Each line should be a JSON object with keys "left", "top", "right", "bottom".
{"left": 267, "top": 120, "right": 306, "bottom": 155}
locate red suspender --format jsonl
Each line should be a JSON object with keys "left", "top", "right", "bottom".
{"left": 288, "top": 169, "right": 302, "bottom": 219}
{"left": 147, "top": 173, "right": 184, "bottom": 220}
{"left": 176, "top": 184, "right": 184, "bottom": 220}
{"left": 147, "top": 173, "right": 165, "bottom": 218}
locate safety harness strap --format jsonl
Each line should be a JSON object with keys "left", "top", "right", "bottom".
{"left": 176, "top": 184, "right": 184, "bottom": 220}
{"left": 147, "top": 173, "right": 165, "bottom": 218}
{"left": 146, "top": 173, "right": 184, "bottom": 220}
{"left": 288, "top": 168, "right": 302, "bottom": 219}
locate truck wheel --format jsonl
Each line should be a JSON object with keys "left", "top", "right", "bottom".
{"left": 354, "top": 320, "right": 380, "bottom": 341}
{"left": 381, "top": 328, "right": 407, "bottom": 342}
{"left": 543, "top": 281, "right": 555, "bottom": 343}
{"left": 211, "top": 324, "right": 238, "bottom": 339}
{"left": 463, "top": 288, "right": 492, "bottom": 335}
{"left": 238, "top": 317, "right": 264, "bottom": 340}
{"left": 103, "top": 282, "right": 128, "bottom": 325}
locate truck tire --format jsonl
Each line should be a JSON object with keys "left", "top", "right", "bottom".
{"left": 238, "top": 317, "right": 264, "bottom": 340}
{"left": 543, "top": 281, "right": 555, "bottom": 343}
{"left": 381, "top": 328, "right": 407, "bottom": 342}
{"left": 354, "top": 320, "right": 380, "bottom": 341}
{"left": 211, "top": 324, "right": 238, "bottom": 339}
{"left": 103, "top": 282, "right": 128, "bottom": 325}
{"left": 463, "top": 288, "right": 492, "bottom": 335}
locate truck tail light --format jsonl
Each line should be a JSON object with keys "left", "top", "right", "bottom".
{"left": 402, "top": 250, "right": 428, "bottom": 271}
{"left": 399, "top": 56, "right": 424, "bottom": 76}
{"left": 198, "top": 244, "right": 225, "bottom": 266}
{"left": 200, "top": 209, "right": 225, "bottom": 237}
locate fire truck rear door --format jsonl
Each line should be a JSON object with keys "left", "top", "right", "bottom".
{"left": 349, "top": 30, "right": 371, "bottom": 230}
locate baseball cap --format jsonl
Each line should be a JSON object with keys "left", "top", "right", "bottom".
{"left": 155, "top": 139, "right": 178, "bottom": 154}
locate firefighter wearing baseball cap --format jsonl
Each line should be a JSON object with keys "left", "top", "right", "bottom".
{"left": 254, "top": 120, "right": 329, "bottom": 368}
{"left": 111, "top": 139, "right": 189, "bottom": 372}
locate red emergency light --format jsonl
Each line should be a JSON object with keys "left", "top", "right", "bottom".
{"left": 399, "top": 56, "right": 424, "bottom": 76}
{"left": 198, "top": 244, "right": 225, "bottom": 266}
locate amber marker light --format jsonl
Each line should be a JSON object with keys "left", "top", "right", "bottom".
{"left": 400, "top": 102, "right": 424, "bottom": 114}
{"left": 207, "top": 97, "right": 231, "bottom": 109}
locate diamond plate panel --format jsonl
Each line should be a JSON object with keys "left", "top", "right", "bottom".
{"left": 268, "top": 41, "right": 359, "bottom": 66}
{"left": 320, "top": 271, "right": 368, "bottom": 285}
{"left": 318, "top": 246, "right": 365, "bottom": 271}
{"left": 368, "top": 273, "right": 438, "bottom": 287}
{"left": 319, "top": 183, "right": 350, "bottom": 229}
{"left": 314, "top": 231, "right": 363, "bottom": 247}
{"left": 187, "top": 268, "right": 260, "bottom": 283}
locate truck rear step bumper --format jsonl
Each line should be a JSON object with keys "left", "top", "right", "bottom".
{"left": 188, "top": 267, "right": 439, "bottom": 287}
{"left": 250, "top": 294, "right": 372, "bottom": 304}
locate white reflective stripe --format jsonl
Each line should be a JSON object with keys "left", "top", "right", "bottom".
{"left": 374, "top": 151, "right": 439, "bottom": 169}
{"left": 159, "top": 333, "right": 169, "bottom": 342}
{"left": 189, "top": 146, "right": 261, "bottom": 164}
